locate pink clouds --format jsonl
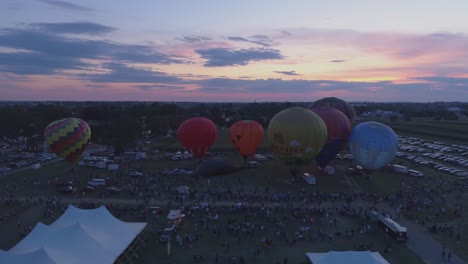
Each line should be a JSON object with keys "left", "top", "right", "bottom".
{"left": 279, "top": 28, "right": 468, "bottom": 79}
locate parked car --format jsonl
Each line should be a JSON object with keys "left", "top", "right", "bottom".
{"left": 408, "top": 169, "right": 424, "bottom": 177}
{"left": 56, "top": 185, "right": 74, "bottom": 193}
{"left": 87, "top": 178, "right": 106, "bottom": 187}
{"left": 80, "top": 186, "right": 95, "bottom": 192}
{"left": 106, "top": 187, "right": 121, "bottom": 194}
{"left": 129, "top": 171, "right": 144, "bottom": 177}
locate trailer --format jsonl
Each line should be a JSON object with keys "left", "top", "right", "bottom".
{"left": 378, "top": 214, "right": 408, "bottom": 242}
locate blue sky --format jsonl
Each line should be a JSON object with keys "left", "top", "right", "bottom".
{"left": 1, "top": 0, "right": 467, "bottom": 102}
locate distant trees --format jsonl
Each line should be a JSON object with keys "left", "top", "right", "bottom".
{"left": 0, "top": 101, "right": 466, "bottom": 152}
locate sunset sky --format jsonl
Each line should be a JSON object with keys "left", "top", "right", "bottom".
{"left": 1, "top": 0, "right": 468, "bottom": 102}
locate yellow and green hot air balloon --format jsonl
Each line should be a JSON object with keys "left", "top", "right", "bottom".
{"left": 44, "top": 118, "right": 91, "bottom": 163}
{"left": 267, "top": 107, "right": 327, "bottom": 176}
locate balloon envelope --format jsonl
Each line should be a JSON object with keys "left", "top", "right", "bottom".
{"left": 348, "top": 121, "right": 399, "bottom": 170}
{"left": 195, "top": 158, "right": 241, "bottom": 177}
{"left": 44, "top": 118, "right": 91, "bottom": 163}
{"left": 308, "top": 97, "right": 356, "bottom": 124}
{"left": 229, "top": 120, "right": 264, "bottom": 159}
{"left": 267, "top": 107, "right": 327, "bottom": 174}
{"left": 177, "top": 117, "right": 217, "bottom": 159}
{"left": 310, "top": 107, "right": 351, "bottom": 148}
{"left": 315, "top": 138, "right": 343, "bottom": 169}
{"left": 310, "top": 107, "right": 352, "bottom": 167}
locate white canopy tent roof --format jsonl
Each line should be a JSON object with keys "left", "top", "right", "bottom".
{"left": 306, "top": 251, "right": 390, "bottom": 264}
{"left": 0, "top": 248, "right": 56, "bottom": 264}
{"left": 10, "top": 223, "right": 115, "bottom": 264}
{"left": 0, "top": 205, "right": 147, "bottom": 264}
{"left": 51, "top": 205, "right": 146, "bottom": 256}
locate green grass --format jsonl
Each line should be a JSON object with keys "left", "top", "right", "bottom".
{"left": 2, "top": 117, "right": 468, "bottom": 262}
{"left": 135, "top": 210, "right": 424, "bottom": 264}
{"left": 366, "top": 117, "right": 468, "bottom": 143}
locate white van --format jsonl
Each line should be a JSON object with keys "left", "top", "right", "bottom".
{"left": 408, "top": 169, "right": 424, "bottom": 177}
{"left": 87, "top": 178, "right": 106, "bottom": 187}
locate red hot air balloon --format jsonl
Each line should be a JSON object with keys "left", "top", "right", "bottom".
{"left": 177, "top": 117, "right": 217, "bottom": 159}
{"left": 229, "top": 120, "right": 264, "bottom": 160}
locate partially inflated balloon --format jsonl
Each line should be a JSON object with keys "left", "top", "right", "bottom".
{"left": 308, "top": 97, "right": 356, "bottom": 124}
{"left": 44, "top": 118, "right": 91, "bottom": 163}
{"left": 310, "top": 107, "right": 352, "bottom": 168}
{"left": 348, "top": 121, "right": 398, "bottom": 170}
{"left": 177, "top": 117, "right": 217, "bottom": 159}
{"left": 229, "top": 120, "right": 264, "bottom": 159}
{"left": 267, "top": 107, "right": 327, "bottom": 175}
{"left": 310, "top": 107, "right": 351, "bottom": 148}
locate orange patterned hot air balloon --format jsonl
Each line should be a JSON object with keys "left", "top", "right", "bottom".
{"left": 229, "top": 120, "right": 264, "bottom": 160}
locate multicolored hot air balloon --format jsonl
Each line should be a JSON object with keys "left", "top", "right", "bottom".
{"left": 267, "top": 107, "right": 327, "bottom": 175}
{"left": 310, "top": 107, "right": 352, "bottom": 168}
{"left": 229, "top": 120, "right": 264, "bottom": 160}
{"left": 177, "top": 117, "right": 217, "bottom": 159}
{"left": 348, "top": 121, "right": 399, "bottom": 170}
{"left": 44, "top": 118, "right": 91, "bottom": 163}
{"left": 308, "top": 97, "right": 356, "bottom": 124}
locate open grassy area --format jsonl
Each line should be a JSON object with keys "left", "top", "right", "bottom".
{"left": 2, "top": 118, "right": 468, "bottom": 263}
{"left": 136, "top": 210, "right": 424, "bottom": 264}
{"left": 0, "top": 155, "right": 427, "bottom": 264}
{"left": 368, "top": 117, "right": 468, "bottom": 143}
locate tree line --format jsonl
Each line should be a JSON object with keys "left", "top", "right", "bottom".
{"left": 0, "top": 101, "right": 466, "bottom": 153}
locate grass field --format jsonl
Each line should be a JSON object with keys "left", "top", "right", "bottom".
{"left": 369, "top": 117, "right": 468, "bottom": 143}
{"left": 1, "top": 118, "right": 468, "bottom": 263}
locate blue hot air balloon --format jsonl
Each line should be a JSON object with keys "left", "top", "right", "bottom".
{"left": 348, "top": 122, "right": 399, "bottom": 170}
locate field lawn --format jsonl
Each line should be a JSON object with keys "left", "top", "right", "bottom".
{"left": 2, "top": 118, "right": 468, "bottom": 262}
{"left": 135, "top": 210, "right": 424, "bottom": 264}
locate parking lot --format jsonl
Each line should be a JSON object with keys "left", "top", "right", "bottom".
{"left": 396, "top": 136, "right": 468, "bottom": 177}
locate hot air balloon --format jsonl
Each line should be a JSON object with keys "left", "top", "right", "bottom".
{"left": 308, "top": 97, "right": 356, "bottom": 124}
{"left": 267, "top": 107, "right": 327, "bottom": 176}
{"left": 229, "top": 120, "right": 264, "bottom": 161}
{"left": 310, "top": 107, "right": 352, "bottom": 168}
{"left": 177, "top": 117, "right": 217, "bottom": 159}
{"left": 348, "top": 121, "right": 399, "bottom": 170}
{"left": 44, "top": 118, "right": 91, "bottom": 163}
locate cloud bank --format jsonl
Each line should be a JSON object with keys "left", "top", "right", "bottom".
{"left": 39, "top": 0, "right": 93, "bottom": 12}
{"left": 195, "top": 48, "right": 284, "bottom": 66}
{"left": 28, "top": 22, "right": 117, "bottom": 35}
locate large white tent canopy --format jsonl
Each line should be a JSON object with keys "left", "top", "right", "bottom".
{"left": 0, "top": 248, "right": 56, "bottom": 264}
{"left": 51, "top": 205, "right": 146, "bottom": 256}
{"left": 0, "top": 205, "right": 147, "bottom": 264}
{"left": 306, "top": 251, "right": 390, "bottom": 264}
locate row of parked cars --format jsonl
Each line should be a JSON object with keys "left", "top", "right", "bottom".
{"left": 55, "top": 178, "right": 122, "bottom": 194}
{"left": 0, "top": 152, "right": 56, "bottom": 175}
{"left": 397, "top": 136, "right": 468, "bottom": 177}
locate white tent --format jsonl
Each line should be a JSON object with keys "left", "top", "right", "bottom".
{"left": 167, "top": 209, "right": 182, "bottom": 220}
{"left": 303, "top": 173, "right": 316, "bottom": 185}
{"left": 0, "top": 205, "right": 147, "bottom": 264}
{"left": 0, "top": 248, "right": 56, "bottom": 264}
{"left": 10, "top": 223, "right": 115, "bottom": 264}
{"left": 51, "top": 205, "right": 146, "bottom": 256}
{"left": 306, "top": 251, "right": 390, "bottom": 264}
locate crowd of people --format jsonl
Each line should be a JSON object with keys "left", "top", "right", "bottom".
{"left": 0, "top": 154, "right": 466, "bottom": 262}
